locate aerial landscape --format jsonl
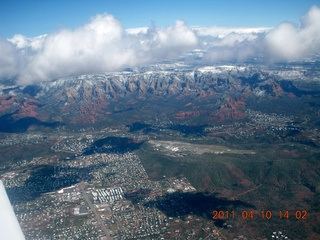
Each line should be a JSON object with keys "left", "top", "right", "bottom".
{"left": 0, "top": 1, "right": 320, "bottom": 239}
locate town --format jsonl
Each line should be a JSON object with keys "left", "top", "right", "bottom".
{"left": 0, "top": 108, "right": 316, "bottom": 239}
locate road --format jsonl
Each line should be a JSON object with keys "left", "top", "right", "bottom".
{"left": 80, "top": 182, "right": 112, "bottom": 240}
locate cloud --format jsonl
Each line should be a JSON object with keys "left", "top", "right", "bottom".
{"left": 1, "top": 6, "right": 320, "bottom": 84}
{"left": 0, "top": 38, "right": 19, "bottom": 80}
{"left": 1, "top": 14, "right": 197, "bottom": 85}
{"left": 17, "top": 14, "right": 129, "bottom": 83}
{"left": 200, "top": 5, "right": 320, "bottom": 63}
{"left": 200, "top": 29, "right": 266, "bottom": 62}
{"left": 145, "top": 20, "right": 198, "bottom": 59}
{"left": 9, "top": 34, "right": 46, "bottom": 50}
{"left": 203, "top": 42, "right": 260, "bottom": 63}
{"left": 265, "top": 5, "right": 320, "bottom": 61}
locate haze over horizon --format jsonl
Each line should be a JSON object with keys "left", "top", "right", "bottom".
{"left": 1, "top": 1, "right": 320, "bottom": 84}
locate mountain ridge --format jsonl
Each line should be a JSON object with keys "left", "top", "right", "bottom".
{"left": 0, "top": 65, "right": 317, "bottom": 129}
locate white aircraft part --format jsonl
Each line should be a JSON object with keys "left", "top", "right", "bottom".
{"left": 0, "top": 180, "right": 25, "bottom": 240}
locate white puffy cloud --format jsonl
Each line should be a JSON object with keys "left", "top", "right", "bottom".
{"left": 15, "top": 14, "right": 143, "bottom": 84}
{"left": 155, "top": 20, "right": 198, "bottom": 49}
{"left": 199, "top": 5, "right": 320, "bottom": 63}
{"left": 0, "top": 14, "right": 197, "bottom": 85}
{"left": 0, "top": 6, "right": 320, "bottom": 84}
{"left": 139, "top": 20, "right": 198, "bottom": 61}
{"left": 0, "top": 38, "right": 19, "bottom": 80}
{"left": 17, "top": 14, "right": 131, "bottom": 84}
{"left": 265, "top": 5, "right": 320, "bottom": 61}
{"left": 9, "top": 34, "right": 46, "bottom": 50}
{"left": 200, "top": 29, "right": 266, "bottom": 62}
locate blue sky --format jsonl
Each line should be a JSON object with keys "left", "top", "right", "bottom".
{"left": 1, "top": 0, "right": 318, "bottom": 38}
